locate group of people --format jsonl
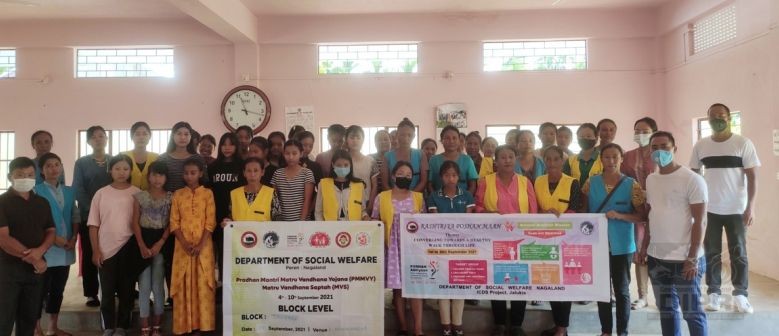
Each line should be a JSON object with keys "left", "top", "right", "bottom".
{"left": 0, "top": 102, "right": 759, "bottom": 336}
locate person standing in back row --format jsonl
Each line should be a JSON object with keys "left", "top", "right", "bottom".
{"left": 690, "top": 103, "right": 760, "bottom": 314}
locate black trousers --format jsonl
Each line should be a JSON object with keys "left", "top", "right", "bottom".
{"left": 0, "top": 262, "right": 44, "bottom": 336}
{"left": 598, "top": 253, "right": 632, "bottom": 335}
{"left": 98, "top": 242, "right": 135, "bottom": 330}
{"left": 491, "top": 300, "right": 527, "bottom": 327}
{"left": 42, "top": 265, "right": 70, "bottom": 315}
{"left": 704, "top": 212, "right": 749, "bottom": 296}
{"left": 550, "top": 301, "right": 572, "bottom": 327}
{"left": 79, "top": 221, "right": 99, "bottom": 298}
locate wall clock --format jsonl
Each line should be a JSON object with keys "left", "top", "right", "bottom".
{"left": 220, "top": 85, "right": 271, "bottom": 134}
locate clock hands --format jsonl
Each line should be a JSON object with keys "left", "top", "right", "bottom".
{"left": 238, "top": 96, "right": 249, "bottom": 115}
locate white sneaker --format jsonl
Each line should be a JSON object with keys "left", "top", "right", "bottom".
{"left": 631, "top": 298, "right": 648, "bottom": 310}
{"left": 733, "top": 295, "right": 754, "bottom": 314}
{"left": 705, "top": 293, "right": 722, "bottom": 311}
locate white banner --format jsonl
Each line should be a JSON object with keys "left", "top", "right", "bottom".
{"left": 400, "top": 213, "right": 610, "bottom": 302}
{"left": 223, "top": 221, "right": 384, "bottom": 335}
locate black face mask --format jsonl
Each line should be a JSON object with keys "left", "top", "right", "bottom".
{"left": 394, "top": 177, "right": 412, "bottom": 189}
{"left": 578, "top": 138, "right": 597, "bottom": 150}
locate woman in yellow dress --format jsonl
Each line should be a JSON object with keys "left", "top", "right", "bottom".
{"left": 169, "top": 157, "right": 216, "bottom": 335}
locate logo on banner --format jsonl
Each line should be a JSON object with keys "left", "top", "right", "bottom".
{"left": 356, "top": 232, "right": 370, "bottom": 247}
{"left": 336, "top": 232, "right": 352, "bottom": 248}
{"left": 262, "top": 231, "right": 279, "bottom": 248}
{"left": 286, "top": 233, "right": 305, "bottom": 247}
{"left": 406, "top": 221, "right": 419, "bottom": 234}
{"left": 309, "top": 232, "right": 331, "bottom": 247}
{"left": 240, "top": 231, "right": 258, "bottom": 248}
{"left": 580, "top": 222, "right": 594, "bottom": 235}
{"left": 429, "top": 260, "right": 439, "bottom": 279}
{"left": 503, "top": 221, "right": 515, "bottom": 232}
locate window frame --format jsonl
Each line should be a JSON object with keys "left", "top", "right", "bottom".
{"left": 75, "top": 47, "right": 175, "bottom": 78}
{"left": 482, "top": 39, "right": 588, "bottom": 72}
{"left": 0, "top": 49, "right": 16, "bottom": 79}
{"left": 319, "top": 126, "right": 419, "bottom": 154}
{"left": 317, "top": 42, "right": 419, "bottom": 75}
{"left": 78, "top": 128, "right": 172, "bottom": 158}
{"left": 687, "top": 3, "right": 737, "bottom": 57}
{"left": 0, "top": 131, "right": 16, "bottom": 193}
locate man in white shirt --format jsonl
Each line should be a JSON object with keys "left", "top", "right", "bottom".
{"left": 641, "top": 131, "right": 708, "bottom": 336}
{"left": 690, "top": 103, "right": 760, "bottom": 313}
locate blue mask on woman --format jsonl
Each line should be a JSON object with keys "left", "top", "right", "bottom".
{"left": 334, "top": 167, "right": 350, "bottom": 178}
{"left": 651, "top": 150, "right": 674, "bottom": 167}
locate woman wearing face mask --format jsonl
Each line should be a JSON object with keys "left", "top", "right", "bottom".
{"left": 563, "top": 123, "right": 602, "bottom": 185}
{"left": 620, "top": 117, "right": 657, "bottom": 310}
{"left": 372, "top": 161, "right": 426, "bottom": 336}
{"left": 315, "top": 150, "right": 370, "bottom": 221}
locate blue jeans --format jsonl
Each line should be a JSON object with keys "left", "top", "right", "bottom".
{"left": 138, "top": 253, "right": 165, "bottom": 318}
{"left": 648, "top": 256, "right": 708, "bottom": 336}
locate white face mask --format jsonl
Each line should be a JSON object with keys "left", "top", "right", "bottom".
{"left": 634, "top": 133, "right": 651, "bottom": 147}
{"left": 12, "top": 178, "right": 36, "bottom": 193}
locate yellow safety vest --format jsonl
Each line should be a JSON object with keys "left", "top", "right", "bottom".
{"left": 230, "top": 186, "right": 274, "bottom": 221}
{"left": 534, "top": 174, "right": 575, "bottom": 213}
{"left": 479, "top": 157, "right": 495, "bottom": 178}
{"left": 568, "top": 154, "right": 603, "bottom": 182}
{"left": 320, "top": 178, "right": 364, "bottom": 221}
{"left": 483, "top": 173, "right": 530, "bottom": 214}
{"left": 123, "top": 151, "right": 159, "bottom": 191}
{"left": 378, "top": 190, "right": 424, "bottom": 245}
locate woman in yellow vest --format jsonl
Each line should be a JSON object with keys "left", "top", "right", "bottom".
{"left": 315, "top": 149, "right": 370, "bottom": 221}
{"left": 371, "top": 161, "right": 425, "bottom": 336}
{"left": 124, "top": 121, "right": 159, "bottom": 191}
{"left": 563, "top": 123, "right": 603, "bottom": 185}
{"left": 535, "top": 146, "right": 583, "bottom": 336}
{"left": 475, "top": 145, "right": 538, "bottom": 336}
{"left": 220, "top": 157, "right": 275, "bottom": 228}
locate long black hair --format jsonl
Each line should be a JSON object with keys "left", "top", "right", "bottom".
{"left": 329, "top": 149, "right": 365, "bottom": 184}
{"left": 166, "top": 121, "right": 197, "bottom": 154}
{"left": 215, "top": 132, "right": 242, "bottom": 164}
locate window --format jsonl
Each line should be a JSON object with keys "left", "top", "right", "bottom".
{"left": 0, "top": 132, "right": 15, "bottom": 193}
{"left": 696, "top": 111, "right": 741, "bottom": 142}
{"left": 318, "top": 43, "right": 418, "bottom": 74}
{"left": 76, "top": 48, "right": 174, "bottom": 78}
{"left": 690, "top": 5, "right": 737, "bottom": 55}
{"left": 483, "top": 40, "right": 587, "bottom": 72}
{"left": 0, "top": 49, "right": 16, "bottom": 78}
{"left": 320, "top": 126, "right": 418, "bottom": 154}
{"left": 486, "top": 124, "right": 582, "bottom": 153}
{"left": 78, "top": 129, "right": 171, "bottom": 158}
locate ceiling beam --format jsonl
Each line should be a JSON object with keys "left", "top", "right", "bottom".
{"left": 166, "top": 0, "right": 258, "bottom": 44}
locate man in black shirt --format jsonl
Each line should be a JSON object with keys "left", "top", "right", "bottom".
{"left": 0, "top": 157, "right": 55, "bottom": 336}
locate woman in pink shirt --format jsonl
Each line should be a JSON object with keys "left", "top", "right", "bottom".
{"left": 475, "top": 145, "right": 537, "bottom": 336}
{"left": 619, "top": 117, "right": 657, "bottom": 310}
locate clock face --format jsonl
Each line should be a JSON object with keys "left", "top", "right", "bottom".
{"left": 221, "top": 86, "right": 271, "bottom": 133}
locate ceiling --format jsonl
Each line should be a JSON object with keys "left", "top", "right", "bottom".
{"left": 0, "top": 0, "right": 188, "bottom": 20}
{"left": 0, "top": 0, "right": 670, "bottom": 20}
{"left": 241, "top": 0, "right": 672, "bottom": 16}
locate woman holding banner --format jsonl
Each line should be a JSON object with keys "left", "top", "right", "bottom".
{"left": 534, "top": 146, "right": 583, "bottom": 336}
{"left": 582, "top": 143, "right": 645, "bottom": 336}
{"left": 475, "top": 145, "right": 538, "bottom": 336}
{"left": 372, "top": 161, "right": 426, "bottom": 336}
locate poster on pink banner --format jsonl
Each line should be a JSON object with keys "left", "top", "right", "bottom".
{"left": 400, "top": 213, "right": 609, "bottom": 301}
{"left": 562, "top": 245, "right": 593, "bottom": 285}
